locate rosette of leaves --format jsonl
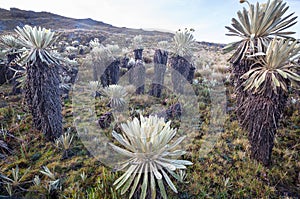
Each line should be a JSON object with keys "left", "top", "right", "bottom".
{"left": 0, "top": 35, "right": 24, "bottom": 61}
{"left": 241, "top": 38, "right": 300, "bottom": 94}
{"left": 132, "top": 35, "right": 144, "bottom": 50}
{"left": 101, "top": 84, "right": 127, "bottom": 109}
{"left": 0, "top": 35, "right": 23, "bottom": 53}
{"left": 89, "top": 81, "right": 100, "bottom": 91}
{"left": 224, "top": 0, "right": 297, "bottom": 64}
{"left": 109, "top": 115, "right": 192, "bottom": 199}
{"left": 15, "top": 25, "right": 60, "bottom": 65}
{"left": 0, "top": 35, "right": 25, "bottom": 85}
{"left": 89, "top": 38, "right": 101, "bottom": 48}
{"left": 172, "top": 28, "right": 196, "bottom": 58}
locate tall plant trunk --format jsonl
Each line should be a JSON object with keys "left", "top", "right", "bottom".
{"left": 101, "top": 60, "right": 120, "bottom": 87}
{"left": 100, "top": 69, "right": 109, "bottom": 87}
{"left": 93, "top": 64, "right": 98, "bottom": 82}
{"left": 109, "top": 59, "right": 120, "bottom": 85}
{"left": 169, "top": 55, "right": 194, "bottom": 93}
{"left": 0, "top": 52, "right": 23, "bottom": 85}
{"left": 25, "top": 61, "right": 62, "bottom": 141}
{"left": 231, "top": 59, "right": 281, "bottom": 165}
{"left": 231, "top": 60, "right": 251, "bottom": 121}
{"left": 134, "top": 49, "right": 143, "bottom": 60}
{"left": 149, "top": 49, "right": 168, "bottom": 97}
{"left": 129, "top": 49, "right": 145, "bottom": 94}
{"left": 0, "top": 64, "right": 9, "bottom": 85}
{"left": 132, "top": 60, "right": 145, "bottom": 94}
{"left": 239, "top": 87, "right": 287, "bottom": 165}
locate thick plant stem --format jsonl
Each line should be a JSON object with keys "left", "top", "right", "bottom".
{"left": 169, "top": 55, "right": 195, "bottom": 94}
{"left": 231, "top": 60, "right": 289, "bottom": 166}
{"left": 25, "top": 61, "right": 62, "bottom": 141}
{"left": 149, "top": 49, "right": 168, "bottom": 98}
{"left": 129, "top": 49, "right": 145, "bottom": 94}
{"left": 101, "top": 59, "right": 120, "bottom": 87}
{"left": 239, "top": 89, "right": 287, "bottom": 166}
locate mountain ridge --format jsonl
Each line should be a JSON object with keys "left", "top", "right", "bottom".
{"left": 0, "top": 7, "right": 225, "bottom": 47}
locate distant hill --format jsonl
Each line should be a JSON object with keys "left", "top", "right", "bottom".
{"left": 0, "top": 7, "right": 225, "bottom": 48}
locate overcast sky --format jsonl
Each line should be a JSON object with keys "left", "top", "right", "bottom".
{"left": 1, "top": 0, "right": 300, "bottom": 43}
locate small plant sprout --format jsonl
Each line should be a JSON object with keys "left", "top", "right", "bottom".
{"left": 176, "top": 169, "right": 189, "bottom": 183}
{"left": 40, "top": 166, "right": 61, "bottom": 193}
{"left": 101, "top": 84, "right": 127, "bottom": 109}
{"left": 0, "top": 125, "right": 9, "bottom": 139}
{"left": 40, "top": 166, "right": 56, "bottom": 180}
{"left": 0, "top": 165, "right": 31, "bottom": 187}
{"left": 0, "top": 165, "right": 31, "bottom": 195}
{"left": 109, "top": 114, "right": 192, "bottom": 199}
{"left": 55, "top": 131, "right": 74, "bottom": 151}
{"left": 33, "top": 175, "right": 41, "bottom": 186}
{"left": 80, "top": 171, "right": 87, "bottom": 183}
{"left": 224, "top": 177, "right": 232, "bottom": 188}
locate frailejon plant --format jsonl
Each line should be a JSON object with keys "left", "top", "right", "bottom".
{"left": 170, "top": 28, "right": 196, "bottom": 93}
{"left": 225, "top": 0, "right": 298, "bottom": 165}
{"left": 15, "top": 25, "right": 62, "bottom": 141}
{"left": 128, "top": 35, "right": 145, "bottom": 95}
{"left": 86, "top": 40, "right": 122, "bottom": 86}
{"left": 55, "top": 131, "right": 74, "bottom": 151}
{"left": 224, "top": 0, "right": 297, "bottom": 107}
{"left": 109, "top": 115, "right": 192, "bottom": 199}
{"left": 101, "top": 84, "right": 127, "bottom": 109}
{"left": 0, "top": 35, "right": 23, "bottom": 63}
{"left": 102, "top": 45, "right": 122, "bottom": 87}
{"left": 238, "top": 39, "right": 300, "bottom": 165}
{"left": 86, "top": 42, "right": 110, "bottom": 82}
